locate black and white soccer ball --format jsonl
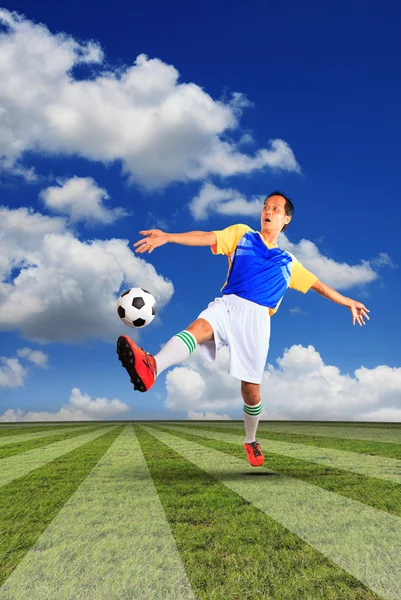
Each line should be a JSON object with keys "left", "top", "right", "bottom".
{"left": 116, "top": 287, "right": 156, "bottom": 328}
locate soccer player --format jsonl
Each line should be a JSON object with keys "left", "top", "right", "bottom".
{"left": 117, "top": 191, "right": 370, "bottom": 467}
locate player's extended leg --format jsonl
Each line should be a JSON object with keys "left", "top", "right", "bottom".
{"left": 241, "top": 380, "right": 264, "bottom": 467}
{"left": 116, "top": 318, "right": 214, "bottom": 392}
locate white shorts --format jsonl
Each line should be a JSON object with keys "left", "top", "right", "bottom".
{"left": 197, "top": 294, "right": 271, "bottom": 384}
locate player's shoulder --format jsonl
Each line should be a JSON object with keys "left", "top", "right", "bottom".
{"left": 211, "top": 223, "right": 253, "bottom": 256}
{"left": 215, "top": 223, "right": 252, "bottom": 237}
{"left": 232, "top": 223, "right": 252, "bottom": 233}
{"left": 214, "top": 223, "right": 251, "bottom": 231}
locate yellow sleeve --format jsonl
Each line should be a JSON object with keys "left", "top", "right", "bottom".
{"left": 210, "top": 224, "right": 251, "bottom": 256}
{"left": 289, "top": 254, "right": 318, "bottom": 293}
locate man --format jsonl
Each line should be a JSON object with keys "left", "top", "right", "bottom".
{"left": 116, "top": 191, "right": 370, "bottom": 467}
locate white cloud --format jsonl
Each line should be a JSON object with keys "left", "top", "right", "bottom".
{"left": 238, "top": 133, "right": 254, "bottom": 146}
{"left": 279, "top": 234, "right": 380, "bottom": 289}
{"left": 40, "top": 177, "right": 129, "bottom": 225}
{"left": 289, "top": 307, "right": 309, "bottom": 316}
{"left": 0, "top": 387, "right": 129, "bottom": 421}
{"left": 369, "top": 252, "right": 398, "bottom": 269}
{"left": 162, "top": 343, "right": 401, "bottom": 422}
{"left": 165, "top": 347, "right": 242, "bottom": 416}
{"left": 357, "top": 408, "right": 401, "bottom": 422}
{"left": 0, "top": 347, "right": 49, "bottom": 387}
{"left": 145, "top": 212, "right": 169, "bottom": 231}
{"left": 199, "top": 139, "right": 299, "bottom": 180}
{"left": 0, "top": 9, "right": 300, "bottom": 188}
{"left": 189, "top": 182, "right": 265, "bottom": 220}
{"left": 0, "top": 158, "right": 37, "bottom": 182}
{"left": 188, "top": 411, "right": 231, "bottom": 420}
{"left": 0, "top": 206, "right": 66, "bottom": 281}
{"left": 67, "top": 387, "right": 129, "bottom": 418}
{"left": 263, "top": 346, "right": 401, "bottom": 421}
{"left": 0, "top": 206, "right": 174, "bottom": 343}
{"left": 16, "top": 347, "right": 49, "bottom": 368}
{"left": 0, "top": 357, "right": 27, "bottom": 387}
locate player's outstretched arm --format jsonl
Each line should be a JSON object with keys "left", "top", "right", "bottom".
{"left": 311, "top": 279, "right": 370, "bottom": 326}
{"left": 133, "top": 230, "right": 217, "bottom": 254}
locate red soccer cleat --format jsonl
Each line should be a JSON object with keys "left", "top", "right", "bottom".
{"left": 116, "top": 335, "right": 157, "bottom": 392}
{"left": 244, "top": 441, "right": 264, "bottom": 467}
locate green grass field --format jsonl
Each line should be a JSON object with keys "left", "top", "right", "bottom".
{"left": 0, "top": 421, "right": 400, "bottom": 599}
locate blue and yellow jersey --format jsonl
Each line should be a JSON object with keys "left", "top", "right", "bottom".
{"left": 211, "top": 224, "right": 318, "bottom": 316}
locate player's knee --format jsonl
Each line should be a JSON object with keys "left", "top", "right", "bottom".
{"left": 241, "top": 381, "right": 261, "bottom": 405}
{"left": 186, "top": 318, "right": 214, "bottom": 344}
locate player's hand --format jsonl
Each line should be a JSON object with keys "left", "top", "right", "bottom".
{"left": 348, "top": 300, "right": 370, "bottom": 326}
{"left": 133, "top": 229, "right": 169, "bottom": 254}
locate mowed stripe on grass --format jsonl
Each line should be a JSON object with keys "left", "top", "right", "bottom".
{"left": 0, "top": 425, "right": 195, "bottom": 600}
{"left": 156, "top": 425, "right": 401, "bottom": 519}
{"left": 178, "top": 424, "right": 401, "bottom": 463}
{"left": 0, "top": 426, "right": 108, "bottom": 461}
{"left": 180, "top": 421, "right": 401, "bottom": 445}
{"left": 143, "top": 425, "right": 401, "bottom": 600}
{"left": 136, "top": 426, "right": 386, "bottom": 600}
{"left": 0, "top": 426, "right": 117, "bottom": 489}
{"left": 0, "top": 423, "right": 83, "bottom": 431}
{"left": 0, "top": 425, "right": 100, "bottom": 447}
{"left": 163, "top": 425, "right": 401, "bottom": 485}
{"left": 0, "top": 423, "right": 99, "bottom": 435}
{"left": 0, "top": 427, "right": 124, "bottom": 587}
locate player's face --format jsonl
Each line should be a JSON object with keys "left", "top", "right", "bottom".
{"left": 261, "top": 195, "right": 289, "bottom": 231}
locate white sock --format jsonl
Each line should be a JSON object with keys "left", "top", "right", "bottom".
{"left": 243, "top": 401, "right": 262, "bottom": 443}
{"left": 154, "top": 330, "right": 197, "bottom": 377}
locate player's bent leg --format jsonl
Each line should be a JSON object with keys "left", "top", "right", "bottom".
{"left": 117, "top": 318, "right": 214, "bottom": 393}
{"left": 186, "top": 318, "right": 215, "bottom": 344}
{"left": 241, "top": 381, "right": 264, "bottom": 466}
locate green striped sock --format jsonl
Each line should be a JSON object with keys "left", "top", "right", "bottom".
{"left": 243, "top": 401, "right": 262, "bottom": 443}
{"left": 154, "top": 330, "right": 197, "bottom": 377}
{"left": 175, "top": 331, "right": 197, "bottom": 354}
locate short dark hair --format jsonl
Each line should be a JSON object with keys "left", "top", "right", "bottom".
{"left": 265, "top": 190, "right": 294, "bottom": 232}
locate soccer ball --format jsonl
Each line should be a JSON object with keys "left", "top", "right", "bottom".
{"left": 116, "top": 288, "right": 156, "bottom": 328}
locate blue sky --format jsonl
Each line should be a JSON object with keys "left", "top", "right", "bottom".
{"left": 1, "top": 0, "right": 400, "bottom": 422}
